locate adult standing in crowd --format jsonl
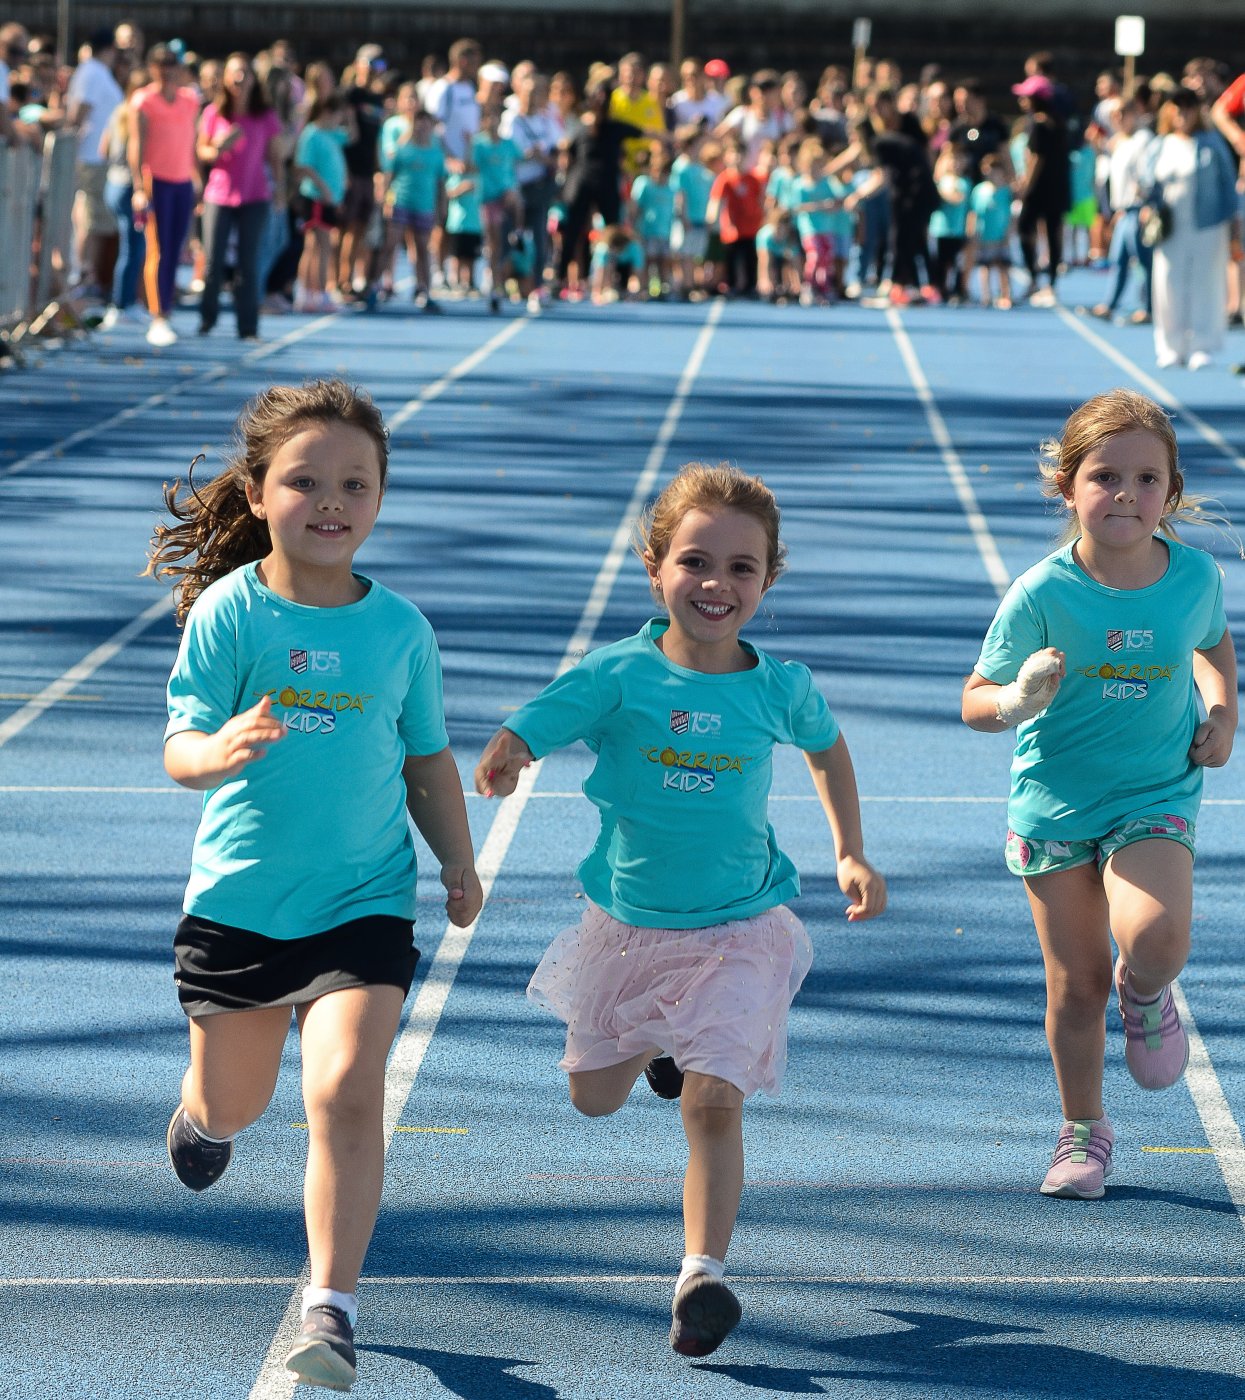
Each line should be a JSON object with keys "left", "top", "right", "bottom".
{"left": 196, "top": 52, "right": 281, "bottom": 339}
{"left": 0, "top": 23, "right": 31, "bottom": 145}
{"left": 339, "top": 44, "right": 386, "bottom": 297}
{"left": 556, "top": 78, "right": 644, "bottom": 294}
{"left": 1145, "top": 85, "right": 1238, "bottom": 369}
{"left": 1013, "top": 73, "right": 1070, "bottom": 307}
{"left": 500, "top": 69, "right": 559, "bottom": 302}
{"left": 129, "top": 42, "right": 199, "bottom": 346}
{"left": 670, "top": 57, "right": 727, "bottom": 129}
{"left": 714, "top": 69, "right": 791, "bottom": 170}
{"left": 99, "top": 64, "right": 150, "bottom": 329}
{"left": 425, "top": 38, "right": 482, "bottom": 165}
{"left": 609, "top": 52, "right": 664, "bottom": 180}
{"left": 66, "top": 26, "right": 124, "bottom": 296}
{"left": 949, "top": 79, "right": 1012, "bottom": 183}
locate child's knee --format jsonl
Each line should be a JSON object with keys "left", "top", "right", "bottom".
{"left": 680, "top": 1073, "right": 744, "bottom": 1132}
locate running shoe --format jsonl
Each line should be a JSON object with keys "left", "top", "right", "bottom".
{"left": 644, "top": 1055, "right": 684, "bottom": 1100}
{"left": 669, "top": 1275, "right": 742, "bottom": 1357}
{"left": 1039, "top": 1117, "right": 1114, "bottom": 1199}
{"left": 284, "top": 1305, "right": 356, "bottom": 1391}
{"left": 1115, "top": 957, "right": 1189, "bottom": 1090}
{"left": 166, "top": 1104, "right": 232, "bottom": 1192}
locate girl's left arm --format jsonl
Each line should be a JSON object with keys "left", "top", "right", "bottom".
{"left": 403, "top": 746, "right": 484, "bottom": 927}
{"left": 1191, "top": 631, "right": 1239, "bottom": 768}
{"left": 802, "top": 735, "right": 888, "bottom": 921}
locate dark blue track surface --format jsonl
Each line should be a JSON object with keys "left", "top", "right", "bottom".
{"left": 3, "top": 281, "right": 1244, "bottom": 1399}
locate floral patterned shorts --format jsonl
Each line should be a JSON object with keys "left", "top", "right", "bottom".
{"left": 1005, "top": 813, "right": 1196, "bottom": 877}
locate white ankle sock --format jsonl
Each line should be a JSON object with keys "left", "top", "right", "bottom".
{"left": 302, "top": 1286, "right": 358, "bottom": 1326}
{"left": 676, "top": 1254, "right": 725, "bottom": 1293}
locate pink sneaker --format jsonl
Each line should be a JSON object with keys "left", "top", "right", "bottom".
{"left": 1115, "top": 957, "right": 1189, "bottom": 1090}
{"left": 1040, "top": 1117, "right": 1114, "bottom": 1199}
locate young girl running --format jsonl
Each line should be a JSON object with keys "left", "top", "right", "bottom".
{"left": 147, "top": 379, "right": 482, "bottom": 1391}
{"left": 474, "top": 463, "right": 886, "bottom": 1357}
{"left": 963, "top": 389, "right": 1237, "bottom": 1200}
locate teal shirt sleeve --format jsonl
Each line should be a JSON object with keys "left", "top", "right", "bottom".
{"left": 398, "top": 627, "right": 450, "bottom": 756}
{"left": 505, "top": 660, "right": 608, "bottom": 757}
{"left": 166, "top": 587, "right": 240, "bottom": 741}
{"left": 785, "top": 662, "right": 841, "bottom": 751}
{"left": 975, "top": 580, "right": 1046, "bottom": 683}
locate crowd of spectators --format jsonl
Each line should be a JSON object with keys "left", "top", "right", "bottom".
{"left": 2, "top": 18, "right": 1244, "bottom": 368}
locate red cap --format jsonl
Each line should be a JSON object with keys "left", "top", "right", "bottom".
{"left": 704, "top": 58, "right": 730, "bottom": 80}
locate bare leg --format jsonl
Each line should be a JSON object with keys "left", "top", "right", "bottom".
{"left": 182, "top": 1005, "right": 291, "bottom": 1139}
{"left": 567, "top": 1049, "right": 655, "bottom": 1117}
{"left": 1023, "top": 863, "right": 1113, "bottom": 1121}
{"left": 297, "top": 985, "right": 405, "bottom": 1292}
{"left": 1102, "top": 839, "right": 1192, "bottom": 999}
{"left": 680, "top": 1072, "right": 744, "bottom": 1262}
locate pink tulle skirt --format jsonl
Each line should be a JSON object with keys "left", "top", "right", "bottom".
{"left": 527, "top": 902, "right": 814, "bottom": 1097}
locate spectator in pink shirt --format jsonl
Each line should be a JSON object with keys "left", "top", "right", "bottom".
{"left": 196, "top": 52, "right": 282, "bottom": 339}
{"left": 129, "top": 42, "right": 200, "bottom": 345}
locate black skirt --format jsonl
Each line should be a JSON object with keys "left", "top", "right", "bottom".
{"left": 174, "top": 912, "right": 420, "bottom": 1017}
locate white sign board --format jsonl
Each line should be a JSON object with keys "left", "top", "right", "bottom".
{"left": 1115, "top": 15, "right": 1145, "bottom": 57}
{"left": 853, "top": 17, "right": 872, "bottom": 49}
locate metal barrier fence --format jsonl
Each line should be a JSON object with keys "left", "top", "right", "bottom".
{"left": 0, "top": 129, "right": 80, "bottom": 354}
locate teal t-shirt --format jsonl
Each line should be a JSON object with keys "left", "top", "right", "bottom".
{"left": 389, "top": 132, "right": 450, "bottom": 214}
{"left": 1069, "top": 143, "right": 1096, "bottom": 205}
{"left": 969, "top": 181, "right": 1012, "bottom": 242}
{"left": 470, "top": 132, "right": 520, "bottom": 202}
{"left": 765, "top": 165, "right": 796, "bottom": 210}
{"left": 671, "top": 156, "right": 715, "bottom": 225}
{"left": 295, "top": 123, "right": 349, "bottom": 204}
{"left": 975, "top": 538, "right": 1227, "bottom": 842}
{"left": 929, "top": 175, "right": 971, "bottom": 238}
{"left": 165, "top": 563, "right": 449, "bottom": 939}
{"left": 445, "top": 174, "right": 482, "bottom": 234}
{"left": 792, "top": 174, "right": 837, "bottom": 240}
{"left": 505, "top": 618, "right": 840, "bottom": 927}
{"left": 631, "top": 174, "right": 677, "bottom": 242}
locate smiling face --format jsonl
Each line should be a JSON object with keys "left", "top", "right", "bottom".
{"left": 246, "top": 420, "right": 384, "bottom": 604}
{"left": 646, "top": 507, "right": 773, "bottom": 672}
{"left": 1064, "top": 428, "right": 1174, "bottom": 552}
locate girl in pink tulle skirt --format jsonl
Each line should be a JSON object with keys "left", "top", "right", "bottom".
{"left": 475, "top": 463, "right": 887, "bottom": 1359}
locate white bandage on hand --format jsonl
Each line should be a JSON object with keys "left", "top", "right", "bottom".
{"left": 995, "top": 650, "right": 1061, "bottom": 727}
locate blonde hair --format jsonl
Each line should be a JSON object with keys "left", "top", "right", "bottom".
{"left": 634, "top": 462, "right": 787, "bottom": 582}
{"left": 1039, "top": 388, "right": 1204, "bottom": 545}
{"left": 146, "top": 379, "right": 389, "bottom": 624}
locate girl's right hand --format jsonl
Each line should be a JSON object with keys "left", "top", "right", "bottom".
{"left": 211, "top": 695, "right": 286, "bottom": 777}
{"left": 995, "top": 647, "right": 1064, "bottom": 726}
{"left": 474, "top": 727, "right": 533, "bottom": 797}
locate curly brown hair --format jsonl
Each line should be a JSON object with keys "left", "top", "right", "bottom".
{"left": 145, "top": 379, "right": 389, "bottom": 624}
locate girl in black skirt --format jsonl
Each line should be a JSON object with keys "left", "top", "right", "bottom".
{"left": 146, "top": 379, "right": 482, "bottom": 1391}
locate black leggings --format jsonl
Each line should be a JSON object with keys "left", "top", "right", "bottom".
{"left": 558, "top": 177, "right": 622, "bottom": 279}
{"left": 1018, "top": 201, "right": 1064, "bottom": 288}
{"left": 723, "top": 237, "right": 757, "bottom": 293}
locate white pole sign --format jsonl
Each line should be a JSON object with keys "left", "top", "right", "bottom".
{"left": 1115, "top": 15, "right": 1145, "bottom": 57}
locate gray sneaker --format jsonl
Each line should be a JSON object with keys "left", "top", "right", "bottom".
{"left": 166, "top": 1105, "right": 232, "bottom": 1192}
{"left": 284, "top": 1305, "right": 356, "bottom": 1391}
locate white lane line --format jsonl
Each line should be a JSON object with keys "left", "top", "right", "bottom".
{"left": 387, "top": 317, "right": 528, "bottom": 431}
{"left": 10, "top": 1273, "right": 1245, "bottom": 1288}
{"left": 885, "top": 308, "right": 1011, "bottom": 597}
{"left": 0, "top": 314, "right": 342, "bottom": 482}
{"left": 4, "top": 787, "right": 1242, "bottom": 806}
{"left": 0, "top": 594, "right": 174, "bottom": 752}
{"left": 1171, "top": 980, "right": 1245, "bottom": 1217}
{"left": 247, "top": 304, "right": 724, "bottom": 1400}
{"left": 0, "top": 324, "right": 533, "bottom": 757}
{"left": 1055, "top": 307, "right": 1245, "bottom": 476}
{"left": 889, "top": 306, "right": 1245, "bottom": 1234}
